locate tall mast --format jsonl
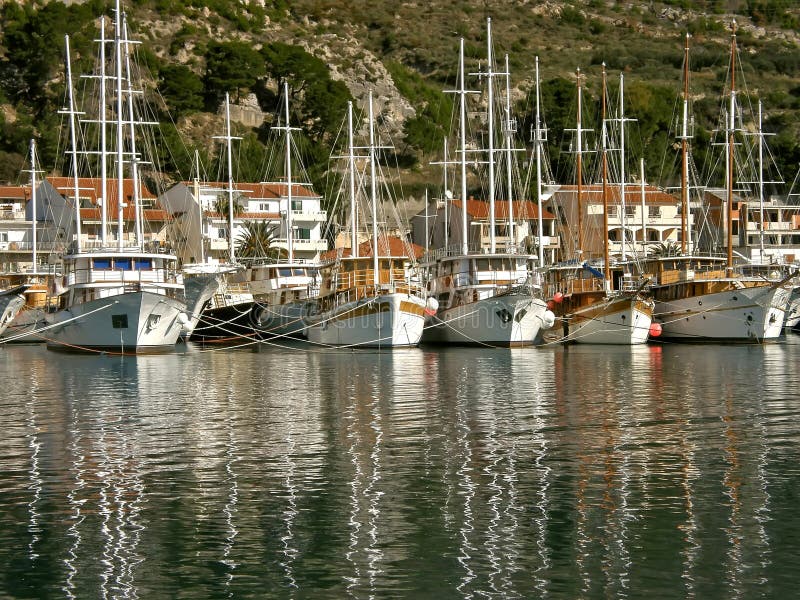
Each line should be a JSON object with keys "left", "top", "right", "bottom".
{"left": 122, "top": 15, "right": 143, "bottom": 248}
{"left": 486, "top": 18, "right": 497, "bottom": 253}
{"left": 727, "top": 22, "right": 737, "bottom": 272}
{"left": 601, "top": 64, "right": 610, "bottom": 282}
{"left": 443, "top": 137, "right": 449, "bottom": 250}
{"left": 503, "top": 53, "right": 515, "bottom": 249}
{"left": 680, "top": 33, "right": 690, "bottom": 254}
{"left": 368, "top": 92, "right": 379, "bottom": 285}
{"left": 757, "top": 100, "right": 765, "bottom": 260}
{"left": 273, "top": 83, "right": 301, "bottom": 262}
{"left": 445, "top": 38, "right": 476, "bottom": 255}
{"left": 619, "top": 72, "right": 627, "bottom": 261}
{"left": 63, "top": 35, "right": 83, "bottom": 253}
{"left": 640, "top": 158, "right": 647, "bottom": 256}
{"left": 193, "top": 150, "right": 204, "bottom": 263}
{"left": 114, "top": 0, "right": 125, "bottom": 251}
{"left": 347, "top": 101, "right": 358, "bottom": 257}
{"left": 212, "top": 94, "right": 242, "bottom": 263}
{"left": 28, "top": 140, "right": 38, "bottom": 270}
{"left": 99, "top": 16, "right": 108, "bottom": 246}
{"left": 534, "top": 56, "right": 545, "bottom": 267}
{"left": 459, "top": 39, "right": 469, "bottom": 255}
{"left": 576, "top": 68, "right": 584, "bottom": 257}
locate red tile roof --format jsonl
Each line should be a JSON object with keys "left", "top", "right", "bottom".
{"left": 0, "top": 185, "right": 31, "bottom": 201}
{"left": 48, "top": 177, "right": 157, "bottom": 213}
{"left": 554, "top": 184, "right": 677, "bottom": 206}
{"left": 452, "top": 198, "right": 556, "bottom": 220}
{"left": 193, "top": 181, "right": 319, "bottom": 199}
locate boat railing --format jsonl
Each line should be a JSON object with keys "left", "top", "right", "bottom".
{"left": 68, "top": 266, "right": 182, "bottom": 287}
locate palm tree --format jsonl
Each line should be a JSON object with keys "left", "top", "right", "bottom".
{"left": 648, "top": 240, "right": 682, "bottom": 258}
{"left": 213, "top": 193, "right": 245, "bottom": 219}
{"left": 235, "top": 220, "right": 285, "bottom": 261}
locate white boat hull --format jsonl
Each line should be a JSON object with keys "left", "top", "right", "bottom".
{"left": 0, "top": 306, "right": 46, "bottom": 342}
{"left": 655, "top": 284, "right": 789, "bottom": 342}
{"left": 45, "top": 291, "right": 187, "bottom": 352}
{"left": 0, "top": 294, "right": 25, "bottom": 338}
{"left": 784, "top": 286, "right": 800, "bottom": 329}
{"left": 306, "top": 293, "right": 425, "bottom": 347}
{"left": 422, "top": 293, "right": 548, "bottom": 346}
{"left": 564, "top": 297, "right": 653, "bottom": 345}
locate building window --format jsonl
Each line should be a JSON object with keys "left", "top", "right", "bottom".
{"left": 291, "top": 200, "right": 302, "bottom": 211}
{"left": 296, "top": 228, "right": 311, "bottom": 240}
{"left": 625, "top": 205, "right": 636, "bottom": 217}
{"left": 218, "top": 228, "right": 227, "bottom": 239}
{"left": 648, "top": 206, "right": 661, "bottom": 217}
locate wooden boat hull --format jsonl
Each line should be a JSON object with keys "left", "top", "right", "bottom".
{"left": 562, "top": 296, "right": 654, "bottom": 345}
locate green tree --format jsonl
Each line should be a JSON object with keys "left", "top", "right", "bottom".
{"left": 204, "top": 40, "right": 265, "bottom": 106}
{"left": 235, "top": 220, "right": 282, "bottom": 260}
{"left": 160, "top": 64, "right": 205, "bottom": 116}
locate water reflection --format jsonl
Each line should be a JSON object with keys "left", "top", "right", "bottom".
{"left": 1, "top": 340, "right": 800, "bottom": 597}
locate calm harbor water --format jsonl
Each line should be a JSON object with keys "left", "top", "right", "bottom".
{"left": 1, "top": 337, "right": 800, "bottom": 598}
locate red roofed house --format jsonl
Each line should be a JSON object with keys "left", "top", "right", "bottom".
{"left": 549, "top": 184, "right": 689, "bottom": 261}
{"left": 159, "top": 180, "right": 327, "bottom": 266}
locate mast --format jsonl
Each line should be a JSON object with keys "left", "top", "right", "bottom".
{"left": 503, "top": 53, "right": 515, "bottom": 249}
{"left": 99, "top": 16, "right": 108, "bottom": 246}
{"left": 28, "top": 140, "right": 38, "bottom": 270}
{"left": 368, "top": 92, "right": 379, "bottom": 285}
{"left": 424, "top": 188, "right": 429, "bottom": 256}
{"left": 193, "top": 150, "right": 204, "bottom": 263}
{"left": 757, "top": 100, "right": 765, "bottom": 259}
{"left": 640, "top": 158, "right": 647, "bottom": 256}
{"left": 727, "top": 21, "right": 737, "bottom": 272}
{"left": 576, "top": 68, "right": 584, "bottom": 257}
{"left": 122, "top": 15, "right": 143, "bottom": 249}
{"left": 114, "top": 0, "right": 125, "bottom": 251}
{"left": 619, "top": 72, "right": 627, "bottom": 261}
{"left": 534, "top": 56, "right": 545, "bottom": 268}
{"left": 63, "top": 35, "right": 83, "bottom": 253}
{"left": 347, "top": 101, "right": 358, "bottom": 257}
{"left": 486, "top": 18, "right": 497, "bottom": 253}
{"left": 680, "top": 33, "right": 690, "bottom": 255}
{"left": 273, "top": 82, "right": 301, "bottom": 262}
{"left": 459, "top": 40, "right": 469, "bottom": 255}
{"left": 443, "top": 137, "right": 449, "bottom": 250}
{"left": 601, "top": 64, "right": 610, "bottom": 282}
{"left": 446, "top": 38, "right": 476, "bottom": 255}
{"left": 214, "top": 93, "right": 241, "bottom": 264}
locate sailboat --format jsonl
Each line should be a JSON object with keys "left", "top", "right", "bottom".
{"left": 640, "top": 29, "right": 790, "bottom": 343}
{"left": 421, "top": 22, "right": 551, "bottom": 347}
{"left": 544, "top": 65, "right": 654, "bottom": 344}
{"left": 188, "top": 93, "right": 258, "bottom": 345}
{"left": 0, "top": 139, "right": 53, "bottom": 343}
{"left": 305, "top": 96, "right": 428, "bottom": 348}
{"left": 45, "top": 3, "right": 189, "bottom": 352}
{"left": 247, "top": 83, "right": 321, "bottom": 340}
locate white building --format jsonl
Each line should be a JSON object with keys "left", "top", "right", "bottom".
{"left": 159, "top": 180, "right": 328, "bottom": 266}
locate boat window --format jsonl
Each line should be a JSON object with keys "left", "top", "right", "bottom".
{"left": 380, "top": 260, "right": 391, "bottom": 270}
{"left": 93, "top": 258, "right": 111, "bottom": 269}
{"left": 475, "top": 259, "right": 490, "bottom": 271}
{"left": 293, "top": 268, "right": 306, "bottom": 276}
{"left": 115, "top": 258, "right": 132, "bottom": 270}
{"left": 278, "top": 268, "right": 292, "bottom": 276}
{"left": 134, "top": 258, "right": 152, "bottom": 270}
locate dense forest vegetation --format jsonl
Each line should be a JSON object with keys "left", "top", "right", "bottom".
{"left": 1, "top": 0, "right": 799, "bottom": 202}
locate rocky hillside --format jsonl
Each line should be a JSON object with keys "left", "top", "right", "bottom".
{"left": 1, "top": 0, "right": 799, "bottom": 201}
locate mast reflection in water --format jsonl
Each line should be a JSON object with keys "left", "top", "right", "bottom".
{"left": 1, "top": 339, "right": 800, "bottom": 597}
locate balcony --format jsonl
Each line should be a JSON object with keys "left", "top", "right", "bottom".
{"left": 289, "top": 210, "right": 327, "bottom": 223}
